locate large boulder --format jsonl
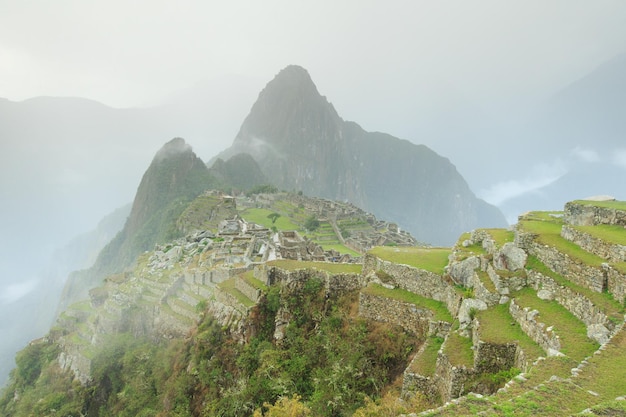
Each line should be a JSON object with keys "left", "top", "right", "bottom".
{"left": 494, "top": 243, "right": 527, "bottom": 271}
{"left": 449, "top": 256, "right": 481, "bottom": 287}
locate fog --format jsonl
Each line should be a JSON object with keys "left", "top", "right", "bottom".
{"left": 1, "top": 1, "right": 626, "bottom": 385}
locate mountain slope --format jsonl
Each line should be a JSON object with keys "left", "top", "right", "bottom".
{"left": 59, "top": 138, "right": 214, "bottom": 309}
{"left": 217, "top": 65, "right": 506, "bottom": 244}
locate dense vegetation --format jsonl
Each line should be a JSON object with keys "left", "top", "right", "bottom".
{"left": 0, "top": 281, "right": 419, "bottom": 417}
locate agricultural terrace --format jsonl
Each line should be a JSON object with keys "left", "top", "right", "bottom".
{"left": 369, "top": 246, "right": 451, "bottom": 274}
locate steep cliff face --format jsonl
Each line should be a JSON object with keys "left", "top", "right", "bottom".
{"left": 208, "top": 152, "right": 268, "bottom": 191}
{"left": 218, "top": 65, "right": 506, "bottom": 245}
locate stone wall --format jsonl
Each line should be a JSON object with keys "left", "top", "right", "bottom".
{"left": 526, "top": 269, "right": 617, "bottom": 335}
{"left": 257, "top": 264, "right": 364, "bottom": 296}
{"left": 561, "top": 225, "right": 626, "bottom": 263}
{"left": 607, "top": 267, "right": 626, "bottom": 306}
{"left": 518, "top": 233, "right": 606, "bottom": 294}
{"left": 363, "top": 254, "right": 461, "bottom": 317}
{"left": 473, "top": 341, "right": 519, "bottom": 374}
{"left": 235, "top": 276, "right": 263, "bottom": 303}
{"left": 509, "top": 299, "right": 560, "bottom": 356}
{"left": 434, "top": 348, "right": 477, "bottom": 401}
{"left": 358, "top": 292, "right": 450, "bottom": 338}
{"left": 564, "top": 201, "right": 626, "bottom": 227}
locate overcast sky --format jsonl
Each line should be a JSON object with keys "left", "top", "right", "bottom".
{"left": 1, "top": 1, "right": 626, "bottom": 118}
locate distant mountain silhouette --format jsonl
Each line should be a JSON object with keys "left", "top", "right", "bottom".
{"left": 217, "top": 65, "right": 506, "bottom": 244}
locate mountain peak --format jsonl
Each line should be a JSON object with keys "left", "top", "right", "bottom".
{"left": 231, "top": 65, "right": 341, "bottom": 157}
{"left": 154, "top": 137, "right": 193, "bottom": 162}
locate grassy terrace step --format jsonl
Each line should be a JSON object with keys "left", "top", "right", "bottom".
{"left": 477, "top": 270, "right": 497, "bottom": 293}
{"left": 240, "top": 270, "right": 268, "bottom": 291}
{"left": 368, "top": 246, "right": 451, "bottom": 274}
{"left": 571, "top": 199, "right": 626, "bottom": 210}
{"left": 573, "top": 224, "right": 626, "bottom": 247}
{"left": 266, "top": 259, "right": 362, "bottom": 274}
{"left": 526, "top": 255, "right": 624, "bottom": 323}
{"left": 487, "top": 228, "right": 515, "bottom": 247}
{"left": 514, "top": 288, "right": 599, "bottom": 361}
{"left": 409, "top": 336, "right": 445, "bottom": 376}
{"left": 442, "top": 331, "right": 474, "bottom": 368}
{"left": 519, "top": 214, "right": 608, "bottom": 268}
{"left": 160, "top": 302, "right": 196, "bottom": 327}
{"left": 477, "top": 303, "right": 545, "bottom": 360}
{"left": 575, "top": 323, "right": 626, "bottom": 403}
{"left": 239, "top": 207, "right": 300, "bottom": 230}
{"left": 363, "top": 284, "right": 453, "bottom": 322}
{"left": 217, "top": 278, "right": 256, "bottom": 308}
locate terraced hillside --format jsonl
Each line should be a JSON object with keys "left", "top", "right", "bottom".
{"left": 3, "top": 199, "right": 626, "bottom": 416}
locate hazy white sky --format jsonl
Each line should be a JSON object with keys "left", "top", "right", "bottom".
{"left": 1, "top": 0, "right": 625, "bottom": 120}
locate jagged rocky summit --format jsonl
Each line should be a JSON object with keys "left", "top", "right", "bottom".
{"left": 216, "top": 65, "right": 506, "bottom": 245}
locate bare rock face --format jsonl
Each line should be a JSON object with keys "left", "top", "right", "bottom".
{"left": 494, "top": 243, "right": 527, "bottom": 271}
{"left": 217, "top": 65, "right": 506, "bottom": 245}
{"left": 449, "top": 256, "right": 480, "bottom": 287}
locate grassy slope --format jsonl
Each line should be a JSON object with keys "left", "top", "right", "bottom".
{"left": 369, "top": 247, "right": 451, "bottom": 274}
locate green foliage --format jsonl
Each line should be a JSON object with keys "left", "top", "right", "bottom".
{"left": 247, "top": 184, "right": 279, "bottom": 196}
{"left": 4, "top": 280, "right": 415, "bottom": 417}
{"left": 303, "top": 215, "right": 320, "bottom": 232}
{"left": 267, "top": 212, "right": 281, "bottom": 224}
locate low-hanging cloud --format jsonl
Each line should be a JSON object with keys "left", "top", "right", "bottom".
{"left": 571, "top": 146, "right": 600, "bottom": 163}
{"left": 479, "top": 159, "right": 568, "bottom": 206}
{"left": 0, "top": 279, "right": 37, "bottom": 305}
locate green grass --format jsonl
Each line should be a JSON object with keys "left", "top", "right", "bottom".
{"left": 477, "top": 303, "right": 545, "bottom": 360}
{"left": 455, "top": 242, "right": 488, "bottom": 261}
{"left": 520, "top": 218, "right": 607, "bottom": 268}
{"left": 577, "top": 325, "right": 626, "bottom": 402}
{"left": 239, "top": 207, "right": 300, "bottom": 230}
{"left": 363, "top": 284, "right": 453, "bottom": 322}
{"left": 240, "top": 270, "right": 268, "bottom": 291}
{"left": 477, "top": 270, "right": 497, "bottom": 293}
{"left": 514, "top": 288, "right": 599, "bottom": 361}
{"left": 369, "top": 246, "right": 451, "bottom": 274}
{"left": 266, "top": 259, "right": 363, "bottom": 274}
{"left": 217, "top": 278, "right": 256, "bottom": 308}
{"left": 411, "top": 336, "right": 445, "bottom": 376}
{"left": 487, "top": 228, "right": 515, "bottom": 247}
{"left": 520, "top": 211, "right": 564, "bottom": 222}
{"left": 574, "top": 224, "right": 626, "bottom": 246}
{"left": 526, "top": 255, "right": 624, "bottom": 323}
{"left": 571, "top": 199, "right": 626, "bottom": 210}
{"left": 442, "top": 331, "right": 474, "bottom": 368}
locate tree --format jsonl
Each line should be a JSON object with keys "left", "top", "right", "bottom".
{"left": 304, "top": 216, "right": 320, "bottom": 232}
{"left": 267, "top": 212, "right": 281, "bottom": 224}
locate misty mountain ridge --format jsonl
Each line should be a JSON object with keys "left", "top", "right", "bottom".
{"left": 476, "top": 51, "right": 626, "bottom": 221}
{"left": 217, "top": 65, "right": 506, "bottom": 245}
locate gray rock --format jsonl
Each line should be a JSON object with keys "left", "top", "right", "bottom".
{"left": 449, "top": 256, "right": 480, "bottom": 287}
{"left": 537, "top": 289, "right": 554, "bottom": 300}
{"left": 587, "top": 323, "right": 610, "bottom": 345}
{"left": 458, "top": 298, "right": 488, "bottom": 327}
{"left": 494, "top": 242, "right": 527, "bottom": 271}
